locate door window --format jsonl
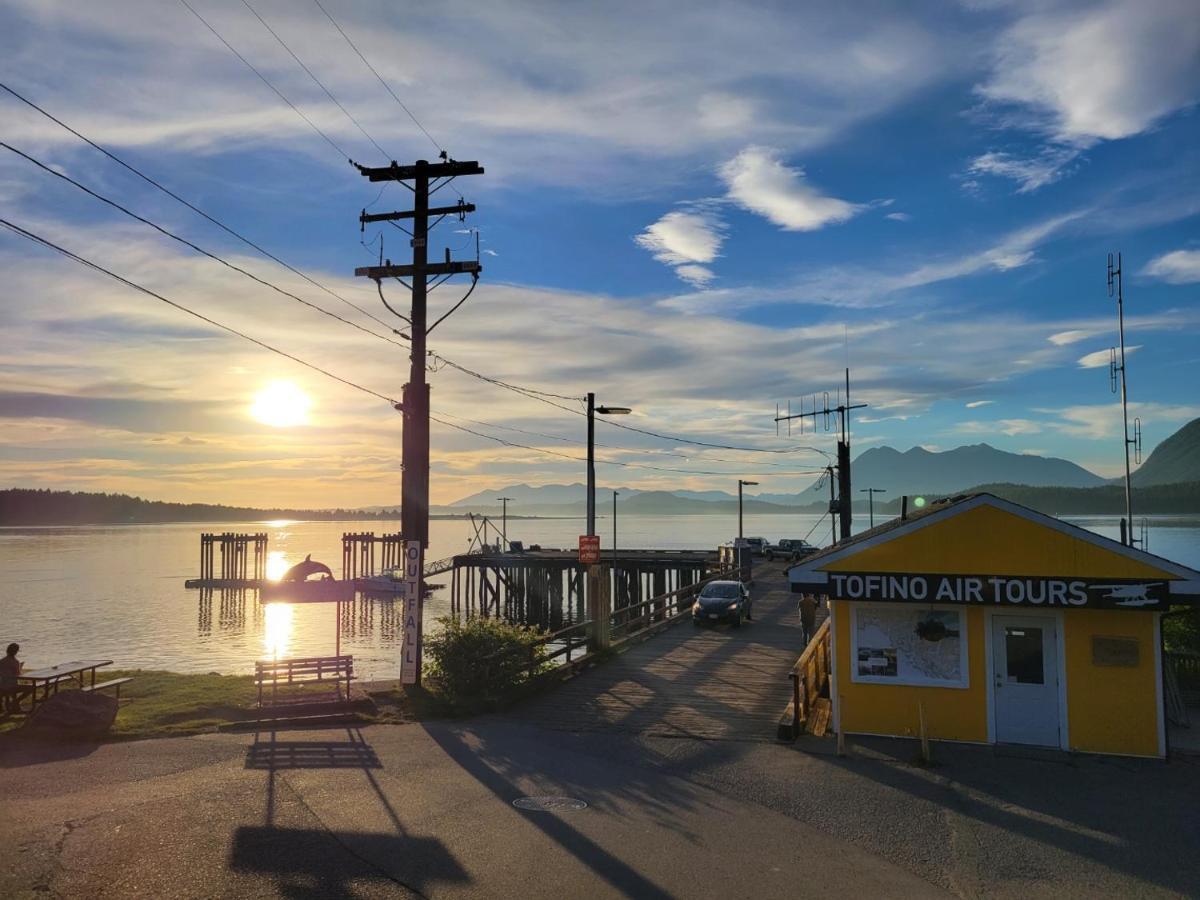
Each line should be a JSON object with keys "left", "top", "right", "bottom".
{"left": 1004, "top": 626, "right": 1044, "bottom": 684}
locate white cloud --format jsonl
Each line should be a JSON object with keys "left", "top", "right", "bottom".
{"left": 1046, "top": 402, "right": 1200, "bottom": 441}
{"left": 719, "top": 146, "right": 862, "bottom": 231}
{"left": 635, "top": 207, "right": 726, "bottom": 285}
{"left": 1144, "top": 249, "right": 1200, "bottom": 284}
{"left": 1077, "top": 345, "right": 1139, "bottom": 369}
{"left": 1048, "top": 329, "right": 1095, "bottom": 346}
{"left": 958, "top": 418, "right": 1043, "bottom": 436}
{"left": 965, "top": 400, "right": 994, "bottom": 409}
{"left": 966, "top": 147, "right": 1078, "bottom": 193}
{"left": 885, "top": 212, "right": 911, "bottom": 222}
{"left": 977, "top": 0, "right": 1200, "bottom": 144}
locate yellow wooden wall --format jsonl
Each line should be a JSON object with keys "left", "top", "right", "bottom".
{"left": 1063, "top": 611, "right": 1160, "bottom": 757}
{"left": 833, "top": 601, "right": 990, "bottom": 743}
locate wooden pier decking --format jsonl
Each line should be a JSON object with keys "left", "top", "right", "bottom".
{"left": 514, "top": 560, "right": 810, "bottom": 742}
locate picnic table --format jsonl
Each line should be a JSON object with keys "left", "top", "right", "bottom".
{"left": 17, "top": 659, "right": 113, "bottom": 708}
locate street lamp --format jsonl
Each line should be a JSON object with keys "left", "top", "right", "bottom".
{"left": 737, "top": 479, "right": 759, "bottom": 540}
{"left": 860, "top": 488, "right": 886, "bottom": 529}
{"left": 612, "top": 490, "right": 619, "bottom": 566}
{"left": 587, "top": 392, "right": 631, "bottom": 536}
{"left": 496, "top": 496, "right": 513, "bottom": 549}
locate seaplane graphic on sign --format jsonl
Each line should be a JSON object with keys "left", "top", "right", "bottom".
{"left": 1092, "top": 583, "right": 1164, "bottom": 607}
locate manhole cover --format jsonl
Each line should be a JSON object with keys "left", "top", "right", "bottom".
{"left": 512, "top": 796, "right": 588, "bottom": 812}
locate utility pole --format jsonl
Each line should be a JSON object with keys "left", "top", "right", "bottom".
{"left": 1107, "top": 253, "right": 1141, "bottom": 546}
{"left": 860, "top": 487, "right": 886, "bottom": 529}
{"left": 496, "top": 497, "right": 512, "bottom": 550}
{"left": 586, "top": 395, "right": 631, "bottom": 536}
{"left": 354, "top": 156, "right": 484, "bottom": 685}
{"left": 775, "top": 368, "right": 865, "bottom": 542}
{"left": 738, "top": 479, "right": 758, "bottom": 540}
{"left": 826, "top": 466, "right": 837, "bottom": 545}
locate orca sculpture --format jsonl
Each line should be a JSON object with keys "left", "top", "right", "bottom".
{"left": 280, "top": 554, "right": 334, "bottom": 583}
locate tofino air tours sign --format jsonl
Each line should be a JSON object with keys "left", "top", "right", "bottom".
{"left": 802, "top": 571, "right": 1171, "bottom": 612}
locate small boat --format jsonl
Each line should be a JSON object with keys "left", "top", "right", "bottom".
{"left": 356, "top": 566, "right": 418, "bottom": 598}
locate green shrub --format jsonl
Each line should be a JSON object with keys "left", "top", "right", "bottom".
{"left": 423, "top": 616, "right": 550, "bottom": 710}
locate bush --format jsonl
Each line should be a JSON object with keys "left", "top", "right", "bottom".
{"left": 423, "top": 616, "right": 550, "bottom": 710}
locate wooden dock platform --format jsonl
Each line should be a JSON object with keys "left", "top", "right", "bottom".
{"left": 514, "top": 560, "right": 805, "bottom": 742}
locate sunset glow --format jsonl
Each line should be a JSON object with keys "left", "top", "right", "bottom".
{"left": 250, "top": 381, "right": 311, "bottom": 428}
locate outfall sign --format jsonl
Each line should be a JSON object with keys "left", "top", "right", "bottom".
{"left": 810, "top": 571, "right": 1170, "bottom": 611}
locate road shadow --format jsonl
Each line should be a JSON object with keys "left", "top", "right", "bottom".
{"left": 245, "top": 737, "right": 381, "bottom": 770}
{"left": 0, "top": 732, "right": 101, "bottom": 768}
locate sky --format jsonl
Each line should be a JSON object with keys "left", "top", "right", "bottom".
{"left": 0, "top": 0, "right": 1198, "bottom": 508}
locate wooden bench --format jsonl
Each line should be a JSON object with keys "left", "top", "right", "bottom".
{"left": 82, "top": 677, "right": 134, "bottom": 700}
{"left": 255, "top": 655, "right": 354, "bottom": 711}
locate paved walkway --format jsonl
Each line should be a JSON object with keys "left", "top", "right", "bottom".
{"left": 516, "top": 561, "right": 806, "bottom": 740}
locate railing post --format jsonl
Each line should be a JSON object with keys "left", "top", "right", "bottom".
{"left": 792, "top": 671, "right": 801, "bottom": 739}
{"left": 586, "top": 564, "right": 611, "bottom": 653}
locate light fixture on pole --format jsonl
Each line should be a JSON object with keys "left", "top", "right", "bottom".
{"left": 586, "top": 393, "right": 631, "bottom": 536}
{"left": 612, "top": 490, "right": 619, "bottom": 567}
{"left": 860, "top": 488, "right": 886, "bottom": 529}
{"left": 496, "top": 496, "right": 513, "bottom": 550}
{"left": 738, "top": 479, "right": 759, "bottom": 540}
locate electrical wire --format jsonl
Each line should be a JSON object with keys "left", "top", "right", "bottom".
{"left": 312, "top": 0, "right": 443, "bottom": 156}
{"left": 426, "top": 274, "right": 478, "bottom": 335}
{"left": 178, "top": 0, "right": 351, "bottom": 161}
{"left": 2, "top": 141, "right": 410, "bottom": 351}
{"left": 428, "top": 412, "right": 826, "bottom": 478}
{"left": 0, "top": 81, "right": 395, "bottom": 334}
{"left": 0, "top": 218, "right": 399, "bottom": 406}
{"left": 240, "top": 0, "right": 391, "bottom": 162}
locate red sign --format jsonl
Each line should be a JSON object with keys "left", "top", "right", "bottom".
{"left": 578, "top": 534, "right": 601, "bottom": 565}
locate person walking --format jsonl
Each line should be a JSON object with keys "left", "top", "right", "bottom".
{"left": 1, "top": 643, "right": 23, "bottom": 714}
{"left": 799, "top": 594, "right": 817, "bottom": 646}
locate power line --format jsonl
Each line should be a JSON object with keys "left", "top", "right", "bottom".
{"left": 313, "top": 0, "right": 443, "bottom": 156}
{"left": 240, "top": 0, "right": 391, "bottom": 162}
{"left": 2, "top": 141, "right": 409, "bottom": 351}
{"left": 0, "top": 81, "right": 396, "bottom": 334}
{"left": 178, "top": 0, "right": 352, "bottom": 161}
{"left": 429, "top": 412, "right": 826, "bottom": 478}
{"left": 0, "top": 218, "right": 398, "bottom": 406}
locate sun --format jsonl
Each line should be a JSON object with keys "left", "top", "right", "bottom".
{"left": 250, "top": 380, "right": 312, "bottom": 427}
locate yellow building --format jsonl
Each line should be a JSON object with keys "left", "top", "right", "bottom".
{"left": 788, "top": 493, "right": 1200, "bottom": 758}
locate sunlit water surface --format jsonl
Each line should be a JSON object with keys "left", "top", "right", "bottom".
{"left": 3, "top": 514, "right": 1197, "bottom": 680}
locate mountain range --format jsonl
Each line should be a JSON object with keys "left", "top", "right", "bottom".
{"left": 441, "top": 418, "right": 1200, "bottom": 515}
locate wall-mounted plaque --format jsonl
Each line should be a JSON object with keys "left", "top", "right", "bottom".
{"left": 1092, "top": 636, "right": 1140, "bottom": 667}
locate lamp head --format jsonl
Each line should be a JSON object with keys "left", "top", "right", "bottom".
{"left": 596, "top": 405, "right": 631, "bottom": 415}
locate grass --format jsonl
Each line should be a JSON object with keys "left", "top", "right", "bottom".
{"left": 0, "top": 669, "right": 445, "bottom": 742}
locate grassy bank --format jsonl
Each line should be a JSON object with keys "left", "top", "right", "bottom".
{"left": 1, "top": 669, "right": 442, "bottom": 741}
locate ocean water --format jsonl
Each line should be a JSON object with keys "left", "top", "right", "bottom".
{"left": 2, "top": 513, "right": 1197, "bottom": 680}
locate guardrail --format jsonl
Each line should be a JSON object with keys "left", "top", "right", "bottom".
{"left": 787, "top": 617, "right": 831, "bottom": 739}
{"left": 608, "top": 567, "right": 740, "bottom": 643}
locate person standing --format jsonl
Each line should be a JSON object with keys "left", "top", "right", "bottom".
{"left": 1, "top": 643, "right": 23, "bottom": 714}
{"left": 799, "top": 595, "right": 817, "bottom": 646}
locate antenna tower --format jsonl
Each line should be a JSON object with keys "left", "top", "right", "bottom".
{"left": 1107, "top": 252, "right": 1141, "bottom": 546}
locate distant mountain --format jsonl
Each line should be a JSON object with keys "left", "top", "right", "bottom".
{"left": 797, "top": 443, "right": 1104, "bottom": 500}
{"left": 448, "top": 483, "right": 642, "bottom": 508}
{"left": 1132, "top": 418, "right": 1200, "bottom": 487}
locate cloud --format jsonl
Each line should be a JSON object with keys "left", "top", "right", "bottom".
{"left": 635, "top": 206, "right": 727, "bottom": 285}
{"left": 719, "top": 146, "right": 862, "bottom": 231}
{"left": 1048, "top": 329, "right": 1095, "bottom": 346}
{"left": 957, "top": 418, "right": 1043, "bottom": 436}
{"left": 977, "top": 0, "right": 1200, "bottom": 145}
{"left": 1077, "top": 345, "right": 1140, "bottom": 369}
{"left": 885, "top": 212, "right": 911, "bottom": 222}
{"left": 1144, "top": 249, "right": 1200, "bottom": 284}
{"left": 965, "top": 400, "right": 994, "bottom": 409}
{"left": 1045, "top": 402, "right": 1200, "bottom": 440}
{"left": 965, "top": 147, "right": 1078, "bottom": 193}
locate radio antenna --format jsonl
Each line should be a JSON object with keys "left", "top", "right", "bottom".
{"left": 1107, "top": 252, "right": 1141, "bottom": 546}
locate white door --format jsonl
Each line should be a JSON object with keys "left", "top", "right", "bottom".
{"left": 991, "top": 615, "right": 1061, "bottom": 747}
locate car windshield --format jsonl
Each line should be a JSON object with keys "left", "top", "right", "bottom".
{"left": 701, "top": 583, "right": 740, "bottom": 599}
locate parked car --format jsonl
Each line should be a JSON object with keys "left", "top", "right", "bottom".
{"left": 691, "top": 580, "right": 753, "bottom": 627}
{"left": 766, "top": 539, "right": 818, "bottom": 562}
{"left": 743, "top": 537, "right": 767, "bottom": 557}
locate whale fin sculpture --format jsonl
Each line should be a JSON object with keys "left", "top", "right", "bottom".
{"left": 281, "top": 554, "right": 335, "bottom": 583}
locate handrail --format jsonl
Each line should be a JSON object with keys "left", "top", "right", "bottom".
{"left": 609, "top": 567, "right": 740, "bottom": 640}
{"left": 788, "top": 617, "right": 831, "bottom": 738}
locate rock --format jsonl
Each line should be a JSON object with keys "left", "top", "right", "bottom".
{"left": 23, "top": 689, "right": 118, "bottom": 740}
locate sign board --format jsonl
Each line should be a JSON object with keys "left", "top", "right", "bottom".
{"left": 400, "top": 540, "right": 422, "bottom": 684}
{"left": 798, "top": 572, "right": 1171, "bottom": 612}
{"left": 579, "top": 534, "right": 601, "bottom": 565}
{"left": 1092, "top": 636, "right": 1141, "bottom": 666}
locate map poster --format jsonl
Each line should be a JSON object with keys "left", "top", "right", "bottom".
{"left": 852, "top": 606, "right": 967, "bottom": 687}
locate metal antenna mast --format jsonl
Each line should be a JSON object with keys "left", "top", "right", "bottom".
{"left": 354, "top": 155, "right": 485, "bottom": 684}
{"left": 775, "top": 368, "right": 866, "bottom": 542}
{"left": 1107, "top": 252, "right": 1141, "bottom": 546}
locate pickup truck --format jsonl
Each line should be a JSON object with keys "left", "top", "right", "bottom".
{"left": 765, "top": 538, "right": 818, "bottom": 562}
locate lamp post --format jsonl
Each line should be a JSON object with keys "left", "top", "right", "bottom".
{"left": 738, "top": 479, "right": 759, "bottom": 540}
{"left": 860, "top": 488, "right": 886, "bottom": 529}
{"left": 496, "top": 496, "right": 512, "bottom": 549}
{"left": 612, "top": 490, "right": 619, "bottom": 565}
{"left": 586, "top": 392, "right": 631, "bottom": 536}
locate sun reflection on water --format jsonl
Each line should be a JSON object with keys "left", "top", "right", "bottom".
{"left": 262, "top": 601, "right": 293, "bottom": 659}
{"left": 265, "top": 550, "right": 290, "bottom": 582}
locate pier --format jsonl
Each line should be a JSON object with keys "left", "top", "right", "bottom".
{"left": 187, "top": 532, "right": 267, "bottom": 588}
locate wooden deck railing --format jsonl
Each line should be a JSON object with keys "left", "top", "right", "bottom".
{"left": 608, "top": 568, "right": 740, "bottom": 643}
{"left": 788, "top": 617, "right": 831, "bottom": 739}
